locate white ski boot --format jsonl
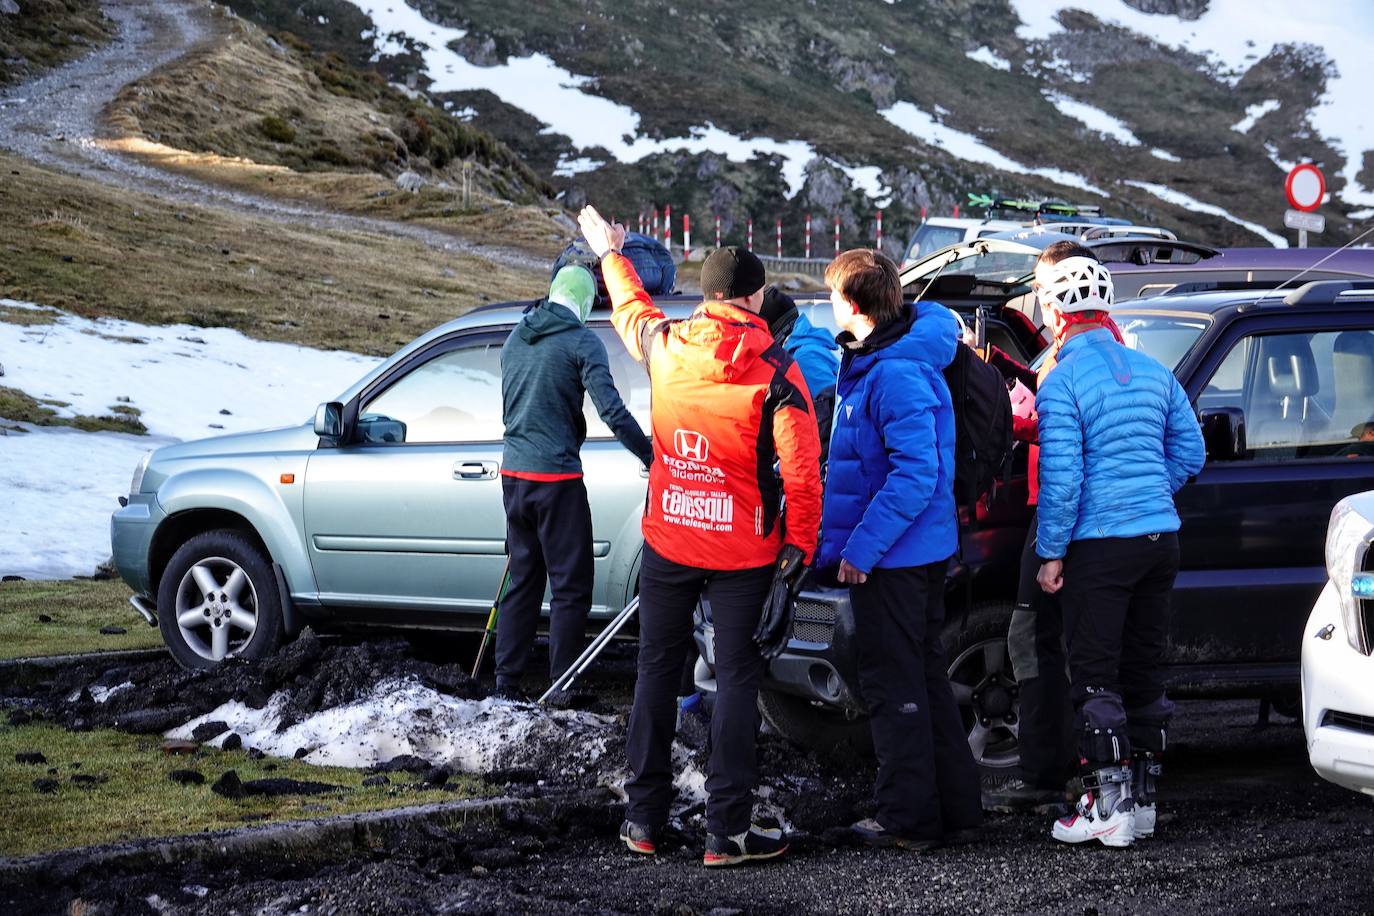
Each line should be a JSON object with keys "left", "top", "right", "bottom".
{"left": 1051, "top": 764, "right": 1135, "bottom": 848}
{"left": 1131, "top": 752, "right": 1162, "bottom": 839}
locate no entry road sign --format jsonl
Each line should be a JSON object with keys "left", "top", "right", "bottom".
{"left": 1285, "top": 163, "right": 1325, "bottom": 212}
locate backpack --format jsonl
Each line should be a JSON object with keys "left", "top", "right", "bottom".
{"left": 553, "top": 231, "right": 676, "bottom": 305}
{"left": 942, "top": 342, "right": 1013, "bottom": 521}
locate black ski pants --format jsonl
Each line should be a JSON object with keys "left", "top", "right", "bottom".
{"left": 1007, "top": 510, "right": 1076, "bottom": 790}
{"left": 625, "top": 543, "right": 772, "bottom": 837}
{"left": 1059, "top": 533, "right": 1179, "bottom": 767}
{"left": 495, "top": 476, "right": 594, "bottom": 688}
{"left": 851, "top": 559, "right": 982, "bottom": 841}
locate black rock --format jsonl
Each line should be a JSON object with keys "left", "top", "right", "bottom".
{"left": 369, "top": 754, "right": 433, "bottom": 774}
{"left": 191, "top": 721, "right": 231, "bottom": 742}
{"left": 293, "top": 747, "right": 310, "bottom": 759}
{"left": 361, "top": 775, "right": 389, "bottom": 788}
{"left": 263, "top": 763, "right": 278, "bottom": 772}
{"left": 423, "top": 766, "right": 450, "bottom": 787}
{"left": 239, "top": 777, "right": 340, "bottom": 797}
{"left": 469, "top": 847, "right": 520, "bottom": 870}
{"left": 15, "top": 751, "right": 47, "bottom": 765}
{"left": 211, "top": 770, "right": 245, "bottom": 799}
{"left": 7, "top": 710, "right": 33, "bottom": 726}
{"left": 218, "top": 409, "right": 232, "bottom": 415}
{"left": 99, "top": 625, "right": 127, "bottom": 635}
{"left": 246, "top": 747, "right": 265, "bottom": 760}
{"left": 32, "top": 778, "right": 59, "bottom": 793}
{"left": 222, "top": 733, "right": 243, "bottom": 751}
{"left": 70, "top": 773, "right": 100, "bottom": 786}
{"left": 2, "top": 574, "right": 25, "bottom": 582}
{"left": 169, "top": 769, "right": 205, "bottom": 786}
{"left": 37, "top": 614, "right": 52, "bottom": 623}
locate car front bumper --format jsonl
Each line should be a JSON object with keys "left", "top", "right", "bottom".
{"left": 1302, "top": 582, "right": 1374, "bottom": 797}
{"left": 110, "top": 494, "right": 163, "bottom": 599}
{"left": 694, "top": 586, "right": 866, "bottom": 715}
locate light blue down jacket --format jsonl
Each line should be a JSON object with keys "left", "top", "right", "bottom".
{"left": 1035, "top": 327, "right": 1205, "bottom": 560}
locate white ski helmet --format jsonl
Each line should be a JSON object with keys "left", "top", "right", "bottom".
{"left": 1033, "top": 255, "right": 1114, "bottom": 313}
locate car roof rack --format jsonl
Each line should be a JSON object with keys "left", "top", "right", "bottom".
{"left": 1278, "top": 280, "right": 1374, "bottom": 306}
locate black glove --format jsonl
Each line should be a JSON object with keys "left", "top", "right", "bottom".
{"left": 754, "top": 544, "right": 808, "bottom": 660}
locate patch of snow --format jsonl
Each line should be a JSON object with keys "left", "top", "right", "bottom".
{"left": 1350, "top": 208, "right": 1374, "bottom": 220}
{"left": 1150, "top": 148, "right": 1182, "bottom": 163}
{"left": 841, "top": 165, "right": 891, "bottom": 207}
{"left": 1044, "top": 91, "right": 1140, "bottom": 146}
{"left": 880, "top": 101, "right": 1110, "bottom": 198}
{"left": 1125, "top": 180, "right": 1287, "bottom": 247}
{"left": 346, "top": 2, "right": 881, "bottom": 200}
{"left": 450, "top": 105, "right": 477, "bottom": 120}
{"left": 553, "top": 156, "right": 604, "bottom": 177}
{"left": 1009, "top": 1, "right": 1374, "bottom": 205}
{"left": 168, "top": 678, "right": 617, "bottom": 775}
{"left": 967, "top": 46, "right": 1011, "bottom": 71}
{"left": 1264, "top": 142, "right": 1298, "bottom": 173}
{"left": 1232, "top": 99, "right": 1280, "bottom": 133}
{"left": 879, "top": 44, "right": 896, "bottom": 57}
{"left": 93, "top": 681, "right": 134, "bottom": 704}
{"left": 0, "top": 301, "right": 378, "bottom": 579}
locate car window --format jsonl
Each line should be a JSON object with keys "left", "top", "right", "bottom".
{"left": 361, "top": 338, "right": 503, "bottom": 444}
{"left": 907, "top": 225, "right": 964, "bottom": 262}
{"left": 1115, "top": 313, "right": 1209, "bottom": 370}
{"left": 585, "top": 326, "right": 651, "bottom": 437}
{"left": 1198, "top": 329, "right": 1374, "bottom": 460}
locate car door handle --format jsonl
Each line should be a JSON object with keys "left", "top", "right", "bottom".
{"left": 454, "top": 460, "right": 499, "bottom": 480}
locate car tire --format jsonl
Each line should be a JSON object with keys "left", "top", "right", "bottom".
{"left": 757, "top": 688, "right": 874, "bottom": 760}
{"left": 157, "top": 529, "right": 284, "bottom": 670}
{"left": 941, "top": 601, "right": 1021, "bottom": 779}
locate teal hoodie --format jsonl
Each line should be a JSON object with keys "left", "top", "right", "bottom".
{"left": 501, "top": 300, "right": 652, "bottom": 475}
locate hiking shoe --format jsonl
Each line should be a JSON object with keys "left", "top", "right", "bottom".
{"left": 981, "top": 777, "right": 1066, "bottom": 812}
{"left": 619, "top": 820, "right": 659, "bottom": 856}
{"left": 1050, "top": 791, "right": 1135, "bottom": 848}
{"left": 850, "top": 818, "right": 940, "bottom": 852}
{"left": 703, "top": 824, "right": 789, "bottom": 867}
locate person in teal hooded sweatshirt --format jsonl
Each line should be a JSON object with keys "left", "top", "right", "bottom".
{"left": 496, "top": 264, "right": 653, "bottom": 698}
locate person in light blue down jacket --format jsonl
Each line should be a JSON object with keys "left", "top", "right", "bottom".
{"left": 1032, "top": 243, "right": 1205, "bottom": 850}
{"left": 761, "top": 287, "right": 840, "bottom": 461}
{"left": 816, "top": 248, "right": 981, "bottom": 850}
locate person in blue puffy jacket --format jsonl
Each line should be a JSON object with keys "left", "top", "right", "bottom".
{"left": 817, "top": 248, "right": 982, "bottom": 850}
{"left": 761, "top": 287, "right": 840, "bottom": 461}
{"left": 1032, "top": 243, "right": 1206, "bottom": 848}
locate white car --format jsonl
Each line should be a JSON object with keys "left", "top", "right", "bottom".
{"left": 1302, "top": 492, "right": 1374, "bottom": 797}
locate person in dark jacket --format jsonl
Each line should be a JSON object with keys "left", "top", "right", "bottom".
{"left": 1033, "top": 250, "right": 1206, "bottom": 847}
{"left": 497, "top": 265, "right": 653, "bottom": 698}
{"left": 816, "top": 248, "right": 982, "bottom": 850}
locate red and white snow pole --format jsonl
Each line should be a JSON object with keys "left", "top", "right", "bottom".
{"left": 652, "top": 207, "right": 660, "bottom": 238}
{"left": 953, "top": 204, "right": 960, "bottom": 218}
{"left": 638, "top": 211, "right": 645, "bottom": 235}
{"left": 834, "top": 215, "right": 841, "bottom": 256}
{"left": 875, "top": 210, "right": 883, "bottom": 252}
{"left": 747, "top": 218, "right": 754, "bottom": 251}
{"left": 920, "top": 206, "right": 927, "bottom": 222}
{"left": 663, "top": 204, "right": 672, "bottom": 251}
{"left": 776, "top": 218, "right": 782, "bottom": 259}
{"left": 805, "top": 214, "right": 812, "bottom": 259}
{"left": 683, "top": 214, "right": 691, "bottom": 261}
{"left": 715, "top": 215, "right": 722, "bottom": 249}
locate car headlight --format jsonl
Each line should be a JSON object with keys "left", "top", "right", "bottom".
{"left": 129, "top": 452, "right": 151, "bottom": 496}
{"left": 1325, "top": 498, "right": 1374, "bottom": 653}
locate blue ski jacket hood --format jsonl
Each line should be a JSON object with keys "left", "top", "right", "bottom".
{"left": 818, "top": 302, "right": 960, "bottom": 573}
{"left": 785, "top": 312, "right": 841, "bottom": 399}
{"left": 1034, "top": 327, "right": 1206, "bottom": 559}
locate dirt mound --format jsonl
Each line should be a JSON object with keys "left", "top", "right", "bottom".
{"left": 2, "top": 629, "right": 485, "bottom": 735}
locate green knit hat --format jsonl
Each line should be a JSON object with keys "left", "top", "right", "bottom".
{"left": 548, "top": 264, "right": 596, "bottom": 322}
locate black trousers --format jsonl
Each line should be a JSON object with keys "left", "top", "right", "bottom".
{"left": 495, "top": 476, "right": 594, "bottom": 688}
{"left": 1007, "top": 511, "right": 1075, "bottom": 789}
{"left": 625, "top": 544, "right": 772, "bottom": 837}
{"left": 1059, "top": 533, "right": 1180, "bottom": 766}
{"left": 852, "top": 559, "right": 982, "bottom": 841}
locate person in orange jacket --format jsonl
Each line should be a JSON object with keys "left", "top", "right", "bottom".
{"left": 577, "top": 205, "right": 822, "bottom": 868}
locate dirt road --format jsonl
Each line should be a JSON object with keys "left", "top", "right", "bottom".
{"left": 0, "top": 0, "right": 546, "bottom": 271}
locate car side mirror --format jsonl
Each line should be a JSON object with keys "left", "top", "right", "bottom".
{"left": 1199, "top": 407, "right": 1246, "bottom": 461}
{"left": 314, "top": 402, "right": 343, "bottom": 439}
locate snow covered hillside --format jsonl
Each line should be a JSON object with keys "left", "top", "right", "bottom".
{"left": 0, "top": 301, "right": 378, "bottom": 580}
{"left": 228, "top": 0, "right": 1374, "bottom": 251}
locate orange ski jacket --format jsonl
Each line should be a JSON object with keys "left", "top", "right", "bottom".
{"left": 602, "top": 252, "right": 823, "bottom": 570}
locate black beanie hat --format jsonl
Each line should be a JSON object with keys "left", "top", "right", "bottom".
{"left": 700, "top": 246, "right": 766, "bottom": 300}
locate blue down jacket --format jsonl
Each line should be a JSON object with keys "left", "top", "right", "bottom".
{"left": 817, "top": 302, "right": 960, "bottom": 573}
{"left": 1035, "top": 327, "right": 1206, "bottom": 560}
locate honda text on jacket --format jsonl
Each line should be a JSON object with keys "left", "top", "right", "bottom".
{"left": 818, "top": 302, "right": 961, "bottom": 574}
{"left": 602, "top": 253, "right": 823, "bottom": 569}
{"left": 1034, "top": 327, "right": 1206, "bottom": 560}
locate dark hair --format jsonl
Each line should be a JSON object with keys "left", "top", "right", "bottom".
{"left": 825, "top": 248, "right": 903, "bottom": 324}
{"left": 1036, "top": 239, "right": 1097, "bottom": 267}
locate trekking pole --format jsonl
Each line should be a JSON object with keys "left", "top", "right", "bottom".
{"left": 537, "top": 596, "right": 640, "bottom": 703}
{"left": 471, "top": 557, "right": 512, "bottom": 679}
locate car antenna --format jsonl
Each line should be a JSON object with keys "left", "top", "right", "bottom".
{"left": 1270, "top": 221, "right": 1374, "bottom": 295}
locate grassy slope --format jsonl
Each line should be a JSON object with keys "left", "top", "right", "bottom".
{"left": 0, "top": 0, "right": 113, "bottom": 86}
{"left": 0, "top": 580, "right": 159, "bottom": 659}
{"left": 0, "top": 719, "right": 486, "bottom": 856}
{"left": 101, "top": 14, "right": 573, "bottom": 261}
{"left": 0, "top": 152, "right": 545, "bottom": 355}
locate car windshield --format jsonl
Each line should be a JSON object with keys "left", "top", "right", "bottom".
{"left": 906, "top": 247, "right": 1040, "bottom": 290}
{"left": 907, "top": 225, "right": 964, "bottom": 261}
{"left": 1028, "top": 312, "right": 1209, "bottom": 372}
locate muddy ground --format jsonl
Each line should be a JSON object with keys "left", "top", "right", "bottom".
{"left": 4, "top": 635, "right": 1374, "bottom": 915}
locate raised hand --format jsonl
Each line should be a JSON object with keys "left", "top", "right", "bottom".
{"left": 577, "top": 205, "right": 626, "bottom": 259}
